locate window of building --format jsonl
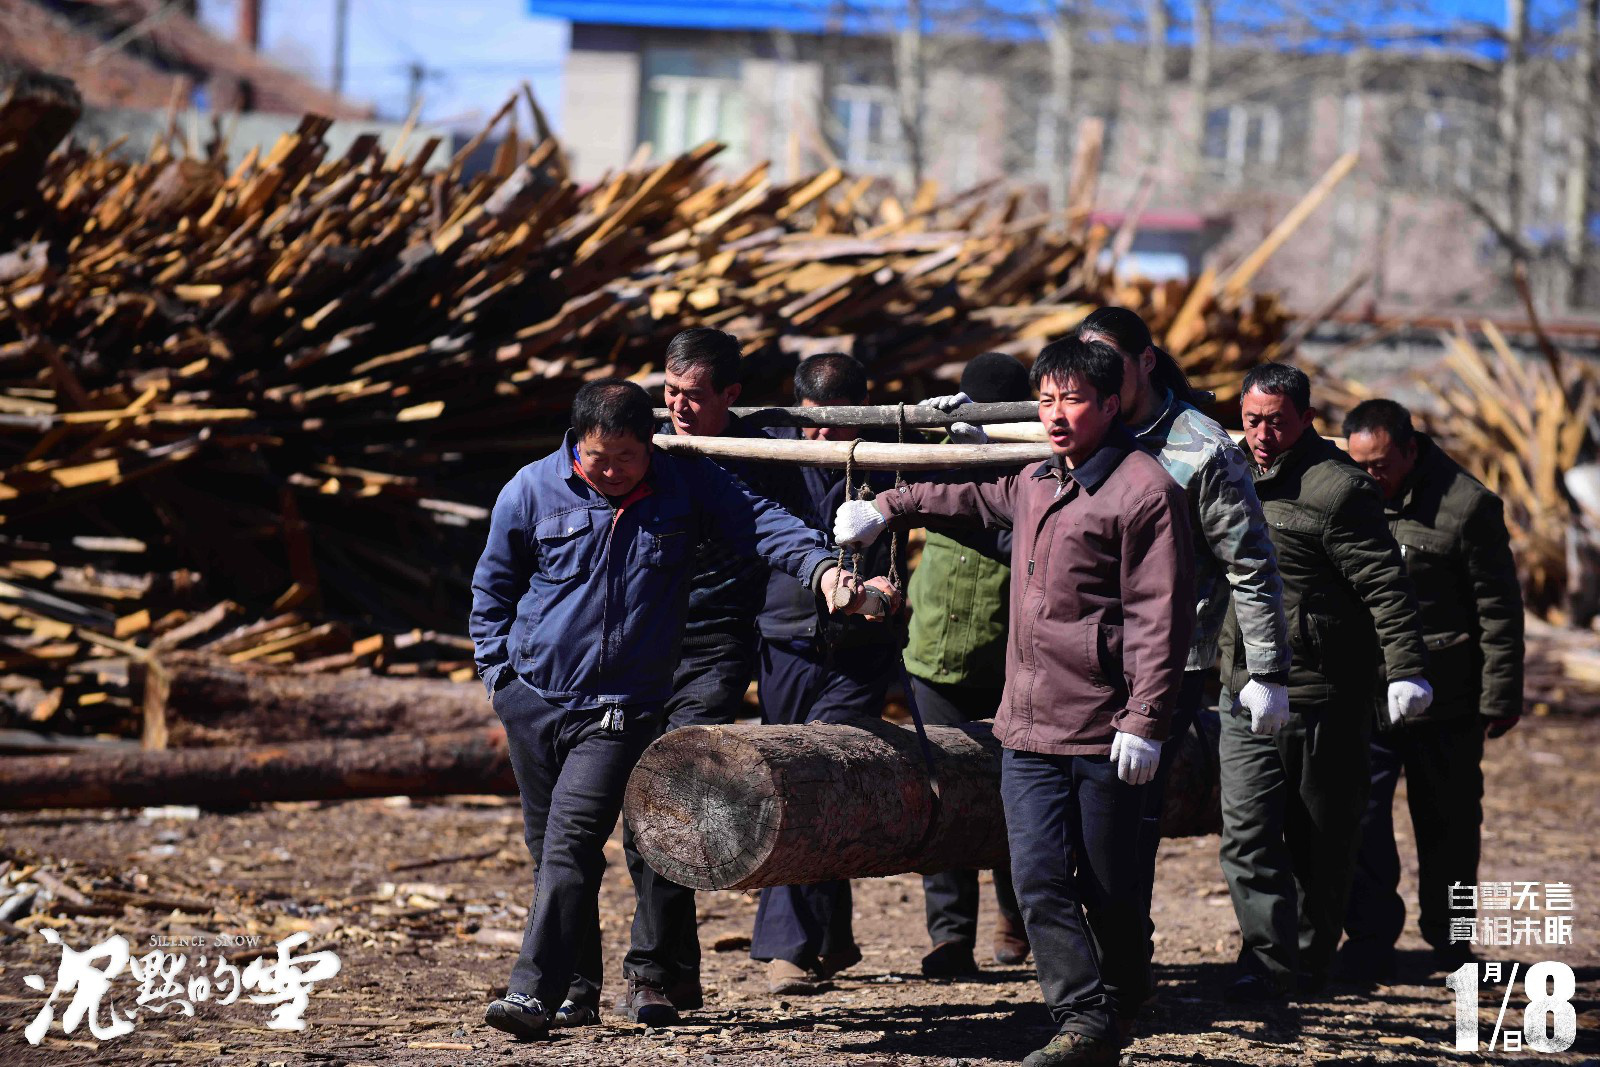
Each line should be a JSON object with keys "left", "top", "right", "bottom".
{"left": 639, "top": 48, "right": 747, "bottom": 163}
{"left": 1385, "top": 102, "right": 1486, "bottom": 192}
{"left": 1201, "top": 103, "right": 1283, "bottom": 182}
{"left": 829, "top": 83, "right": 904, "bottom": 173}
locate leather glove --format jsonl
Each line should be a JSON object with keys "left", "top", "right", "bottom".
{"left": 1238, "top": 678, "right": 1290, "bottom": 736}
{"left": 1109, "top": 730, "right": 1162, "bottom": 786}
{"left": 948, "top": 421, "right": 990, "bottom": 444}
{"left": 923, "top": 391, "right": 971, "bottom": 412}
{"left": 834, "top": 499, "right": 888, "bottom": 549}
{"left": 1485, "top": 715, "right": 1519, "bottom": 739}
{"left": 1386, "top": 677, "right": 1435, "bottom": 726}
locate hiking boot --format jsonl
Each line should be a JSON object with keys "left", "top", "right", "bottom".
{"left": 766, "top": 958, "right": 824, "bottom": 996}
{"left": 613, "top": 979, "right": 680, "bottom": 1027}
{"left": 553, "top": 999, "right": 599, "bottom": 1027}
{"left": 484, "top": 992, "right": 551, "bottom": 1040}
{"left": 1021, "top": 1029, "right": 1122, "bottom": 1067}
{"left": 663, "top": 976, "right": 704, "bottom": 1011}
{"left": 921, "top": 940, "right": 980, "bottom": 979}
{"left": 993, "top": 912, "right": 1030, "bottom": 965}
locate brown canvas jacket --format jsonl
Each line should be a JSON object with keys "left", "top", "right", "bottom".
{"left": 874, "top": 425, "right": 1195, "bottom": 755}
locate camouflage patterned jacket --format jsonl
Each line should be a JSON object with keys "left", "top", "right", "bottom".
{"left": 1131, "top": 390, "right": 1291, "bottom": 678}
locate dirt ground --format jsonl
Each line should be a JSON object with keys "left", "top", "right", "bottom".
{"left": 2, "top": 714, "right": 1597, "bottom": 1067}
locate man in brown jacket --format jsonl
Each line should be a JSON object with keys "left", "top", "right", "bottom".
{"left": 835, "top": 337, "right": 1194, "bottom": 1067}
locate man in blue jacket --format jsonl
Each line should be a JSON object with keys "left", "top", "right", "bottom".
{"left": 470, "top": 378, "right": 883, "bottom": 1041}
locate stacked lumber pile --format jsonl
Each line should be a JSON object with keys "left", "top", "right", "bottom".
{"left": 0, "top": 90, "right": 1295, "bottom": 739}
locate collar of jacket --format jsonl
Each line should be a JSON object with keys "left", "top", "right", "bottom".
{"left": 1250, "top": 426, "right": 1325, "bottom": 485}
{"left": 1391, "top": 432, "right": 1442, "bottom": 514}
{"left": 1030, "top": 421, "right": 1136, "bottom": 493}
{"left": 1129, "top": 387, "right": 1178, "bottom": 443}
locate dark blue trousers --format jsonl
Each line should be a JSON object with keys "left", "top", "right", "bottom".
{"left": 1134, "top": 669, "right": 1207, "bottom": 965}
{"left": 909, "top": 675, "right": 1024, "bottom": 947}
{"left": 494, "top": 677, "right": 659, "bottom": 1009}
{"left": 1002, "top": 747, "right": 1150, "bottom": 1040}
{"left": 622, "top": 632, "right": 756, "bottom": 987}
{"left": 749, "top": 635, "right": 894, "bottom": 968}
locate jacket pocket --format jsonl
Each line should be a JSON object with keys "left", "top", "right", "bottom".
{"left": 535, "top": 509, "right": 595, "bottom": 580}
{"left": 1089, "top": 623, "right": 1125, "bottom": 692}
{"left": 641, "top": 512, "right": 694, "bottom": 569}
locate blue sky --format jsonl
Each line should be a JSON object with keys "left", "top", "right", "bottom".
{"left": 200, "top": 0, "right": 1566, "bottom": 131}
{"left": 200, "top": 0, "right": 568, "bottom": 130}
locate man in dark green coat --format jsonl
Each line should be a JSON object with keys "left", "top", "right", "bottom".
{"left": 1338, "top": 399, "right": 1524, "bottom": 980}
{"left": 1216, "top": 365, "right": 1432, "bottom": 1003}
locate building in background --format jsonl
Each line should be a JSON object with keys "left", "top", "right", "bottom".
{"left": 529, "top": 0, "right": 1596, "bottom": 315}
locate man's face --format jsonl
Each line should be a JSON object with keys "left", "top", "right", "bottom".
{"left": 1347, "top": 428, "right": 1417, "bottom": 500}
{"left": 664, "top": 363, "right": 740, "bottom": 438}
{"left": 1037, "top": 373, "right": 1118, "bottom": 465}
{"left": 799, "top": 396, "right": 859, "bottom": 442}
{"left": 1240, "top": 388, "right": 1315, "bottom": 469}
{"left": 577, "top": 431, "right": 650, "bottom": 497}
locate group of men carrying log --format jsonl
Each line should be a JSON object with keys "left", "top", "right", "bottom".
{"left": 468, "top": 309, "right": 1524, "bottom": 1067}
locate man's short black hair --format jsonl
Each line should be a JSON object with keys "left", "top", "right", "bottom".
{"left": 1030, "top": 336, "right": 1124, "bottom": 404}
{"left": 794, "top": 352, "right": 869, "bottom": 405}
{"left": 665, "top": 328, "right": 743, "bottom": 391}
{"left": 1344, "top": 398, "right": 1416, "bottom": 447}
{"left": 1241, "top": 362, "right": 1312, "bottom": 414}
{"left": 572, "top": 378, "right": 655, "bottom": 444}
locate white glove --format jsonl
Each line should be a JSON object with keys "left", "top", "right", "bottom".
{"left": 923, "top": 391, "right": 971, "bottom": 412}
{"left": 1109, "top": 730, "right": 1162, "bottom": 786}
{"left": 948, "top": 421, "right": 990, "bottom": 444}
{"left": 1387, "top": 677, "right": 1434, "bottom": 725}
{"left": 834, "top": 499, "right": 888, "bottom": 549}
{"left": 1238, "top": 679, "right": 1290, "bottom": 736}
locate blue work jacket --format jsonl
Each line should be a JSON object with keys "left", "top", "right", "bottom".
{"left": 469, "top": 431, "right": 835, "bottom": 707}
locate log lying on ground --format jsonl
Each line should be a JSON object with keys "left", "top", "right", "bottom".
{"left": 625, "top": 717, "right": 1221, "bottom": 891}
{"left": 143, "top": 652, "right": 493, "bottom": 748}
{"left": 0, "top": 727, "right": 515, "bottom": 810}
{"left": 652, "top": 434, "right": 1050, "bottom": 470}
{"left": 653, "top": 402, "right": 1039, "bottom": 429}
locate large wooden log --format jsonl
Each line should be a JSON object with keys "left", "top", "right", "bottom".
{"left": 652, "top": 434, "right": 1050, "bottom": 470}
{"left": 0, "top": 727, "right": 515, "bottom": 811}
{"left": 624, "top": 717, "right": 1221, "bottom": 891}
{"left": 142, "top": 652, "right": 493, "bottom": 748}
{"left": 652, "top": 402, "right": 1039, "bottom": 429}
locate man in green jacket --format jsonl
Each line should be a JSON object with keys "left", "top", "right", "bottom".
{"left": 1216, "top": 364, "right": 1432, "bottom": 1003}
{"left": 1338, "top": 399, "right": 1524, "bottom": 980}
{"left": 908, "top": 352, "right": 1033, "bottom": 978}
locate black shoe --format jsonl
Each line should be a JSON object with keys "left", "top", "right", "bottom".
{"left": 1431, "top": 943, "right": 1476, "bottom": 971}
{"left": 614, "top": 978, "right": 681, "bottom": 1027}
{"left": 921, "top": 940, "right": 980, "bottom": 979}
{"left": 815, "top": 945, "right": 863, "bottom": 980}
{"left": 553, "top": 999, "right": 599, "bottom": 1027}
{"left": 485, "top": 992, "right": 551, "bottom": 1040}
{"left": 993, "top": 913, "right": 1031, "bottom": 965}
{"left": 1223, "top": 974, "right": 1289, "bottom": 1005}
{"left": 1337, "top": 945, "right": 1397, "bottom": 986}
{"left": 663, "top": 976, "right": 704, "bottom": 1011}
{"left": 1021, "top": 1029, "right": 1122, "bottom": 1067}
{"left": 1296, "top": 970, "right": 1328, "bottom": 997}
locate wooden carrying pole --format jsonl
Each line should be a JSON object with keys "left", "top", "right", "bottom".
{"left": 652, "top": 401, "right": 1039, "bottom": 429}
{"left": 652, "top": 434, "right": 1049, "bottom": 470}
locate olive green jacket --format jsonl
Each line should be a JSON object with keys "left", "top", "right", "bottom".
{"left": 1219, "top": 430, "right": 1427, "bottom": 707}
{"left": 904, "top": 529, "right": 1011, "bottom": 688}
{"left": 1376, "top": 434, "right": 1524, "bottom": 725}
